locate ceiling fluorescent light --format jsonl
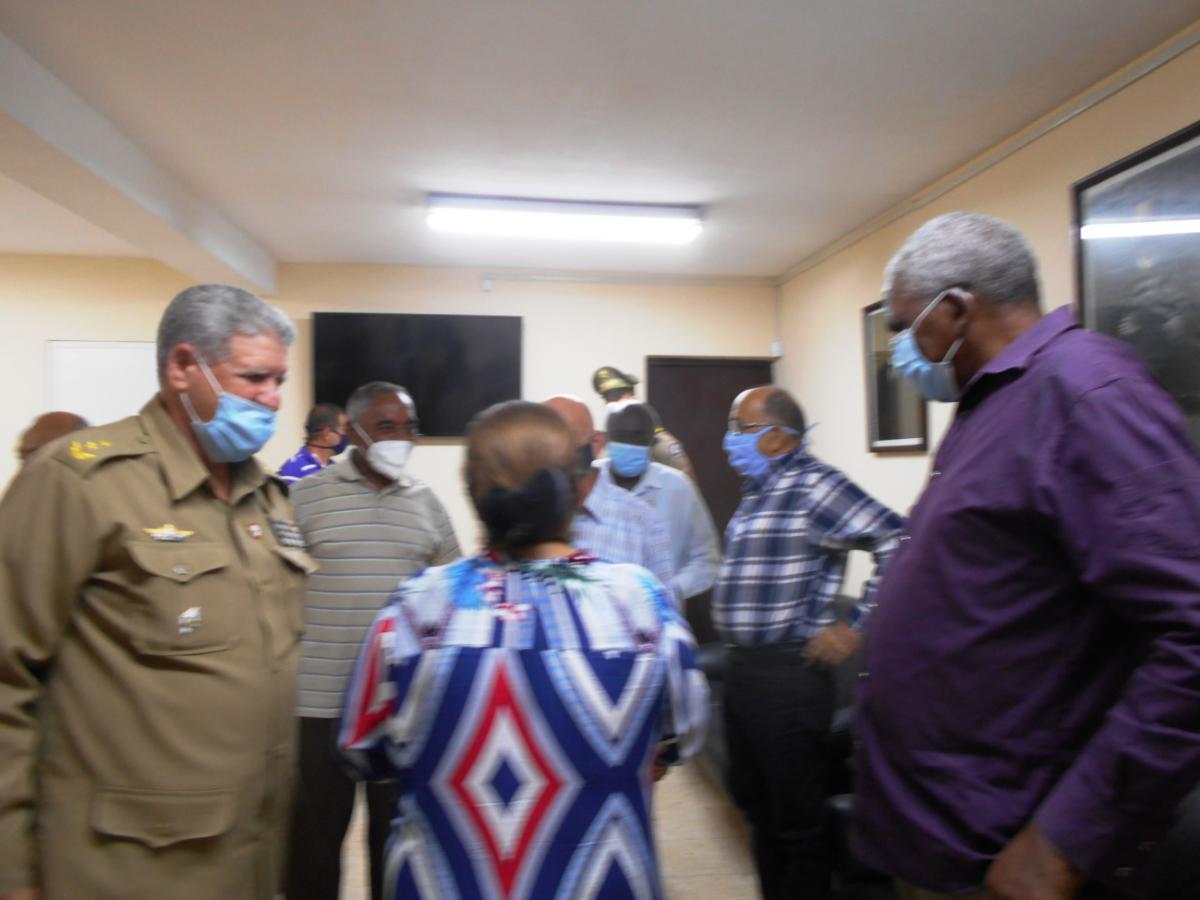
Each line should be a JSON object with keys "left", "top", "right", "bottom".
{"left": 426, "top": 194, "right": 703, "bottom": 244}
{"left": 1081, "top": 218, "right": 1200, "bottom": 240}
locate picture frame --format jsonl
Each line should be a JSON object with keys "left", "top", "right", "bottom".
{"left": 1073, "top": 118, "right": 1200, "bottom": 448}
{"left": 862, "top": 300, "right": 927, "bottom": 453}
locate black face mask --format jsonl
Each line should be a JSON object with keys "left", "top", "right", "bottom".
{"left": 309, "top": 432, "right": 350, "bottom": 455}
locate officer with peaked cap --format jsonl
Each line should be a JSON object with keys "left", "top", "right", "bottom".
{"left": 592, "top": 365, "right": 695, "bottom": 480}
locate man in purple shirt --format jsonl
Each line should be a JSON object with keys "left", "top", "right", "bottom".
{"left": 277, "top": 402, "right": 348, "bottom": 484}
{"left": 856, "top": 211, "right": 1200, "bottom": 899}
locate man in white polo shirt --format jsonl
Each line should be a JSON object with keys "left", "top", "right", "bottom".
{"left": 286, "top": 381, "right": 460, "bottom": 900}
{"left": 600, "top": 401, "right": 719, "bottom": 608}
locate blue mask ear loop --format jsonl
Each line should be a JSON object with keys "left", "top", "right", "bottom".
{"left": 910, "top": 289, "right": 966, "bottom": 366}
{"left": 179, "top": 354, "right": 224, "bottom": 424}
{"left": 761, "top": 424, "right": 804, "bottom": 458}
{"left": 800, "top": 422, "right": 817, "bottom": 452}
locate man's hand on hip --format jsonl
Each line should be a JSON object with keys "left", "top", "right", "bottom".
{"left": 804, "top": 622, "right": 861, "bottom": 668}
{"left": 985, "top": 822, "right": 1084, "bottom": 900}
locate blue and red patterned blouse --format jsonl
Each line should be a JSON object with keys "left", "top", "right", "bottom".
{"left": 339, "top": 550, "right": 708, "bottom": 899}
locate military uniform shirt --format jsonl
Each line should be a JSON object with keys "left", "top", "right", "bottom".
{"left": 0, "top": 396, "right": 313, "bottom": 900}
{"left": 651, "top": 427, "right": 693, "bottom": 476}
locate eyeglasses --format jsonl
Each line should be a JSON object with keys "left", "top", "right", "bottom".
{"left": 727, "top": 420, "right": 777, "bottom": 435}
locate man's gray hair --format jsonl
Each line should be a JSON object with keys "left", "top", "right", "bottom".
{"left": 346, "top": 381, "right": 415, "bottom": 423}
{"left": 883, "top": 212, "right": 1040, "bottom": 306}
{"left": 763, "top": 388, "right": 806, "bottom": 433}
{"left": 156, "top": 284, "right": 295, "bottom": 376}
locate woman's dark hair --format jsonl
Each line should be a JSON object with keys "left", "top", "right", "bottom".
{"left": 465, "top": 401, "right": 578, "bottom": 551}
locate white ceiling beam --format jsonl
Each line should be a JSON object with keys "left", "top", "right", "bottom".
{"left": 0, "top": 30, "right": 275, "bottom": 293}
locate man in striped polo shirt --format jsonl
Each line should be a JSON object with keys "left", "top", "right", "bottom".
{"left": 286, "top": 381, "right": 460, "bottom": 900}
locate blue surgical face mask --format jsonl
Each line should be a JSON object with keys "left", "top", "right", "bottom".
{"left": 181, "top": 356, "right": 277, "bottom": 463}
{"left": 723, "top": 426, "right": 800, "bottom": 482}
{"left": 889, "top": 290, "right": 964, "bottom": 403}
{"left": 608, "top": 441, "right": 651, "bottom": 478}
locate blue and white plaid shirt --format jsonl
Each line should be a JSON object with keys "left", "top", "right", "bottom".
{"left": 571, "top": 473, "right": 675, "bottom": 594}
{"left": 714, "top": 450, "right": 903, "bottom": 646}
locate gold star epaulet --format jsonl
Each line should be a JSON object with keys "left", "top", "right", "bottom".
{"left": 55, "top": 417, "right": 152, "bottom": 476}
{"left": 68, "top": 438, "right": 113, "bottom": 460}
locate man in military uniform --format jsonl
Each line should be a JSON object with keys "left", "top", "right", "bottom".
{"left": 0, "top": 284, "right": 312, "bottom": 900}
{"left": 591, "top": 364, "right": 696, "bottom": 480}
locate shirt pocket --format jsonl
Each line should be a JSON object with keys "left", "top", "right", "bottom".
{"left": 91, "top": 785, "right": 239, "bottom": 848}
{"left": 124, "top": 541, "right": 237, "bottom": 655}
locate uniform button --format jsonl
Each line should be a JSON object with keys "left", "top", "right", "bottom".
{"left": 1114, "top": 867, "right": 1134, "bottom": 879}
{"left": 858, "top": 671, "right": 870, "bottom": 679}
{"left": 898, "top": 535, "right": 911, "bottom": 542}
{"left": 172, "top": 564, "right": 189, "bottom": 576}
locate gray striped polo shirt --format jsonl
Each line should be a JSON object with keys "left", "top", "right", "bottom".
{"left": 291, "top": 453, "right": 461, "bottom": 717}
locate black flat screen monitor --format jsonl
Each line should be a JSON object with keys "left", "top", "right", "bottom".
{"left": 313, "top": 312, "right": 522, "bottom": 437}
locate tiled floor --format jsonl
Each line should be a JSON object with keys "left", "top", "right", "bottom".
{"left": 337, "top": 761, "right": 758, "bottom": 899}
{"left": 655, "top": 762, "right": 759, "bottom": 899}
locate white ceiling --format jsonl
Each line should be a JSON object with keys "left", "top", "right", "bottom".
{"left": 1, "top": 1, "right": 1198, "bottom": 280}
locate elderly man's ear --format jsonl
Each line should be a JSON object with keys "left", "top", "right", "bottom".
{"left": 163, "top": 344, "right": 200, "bottom": 392}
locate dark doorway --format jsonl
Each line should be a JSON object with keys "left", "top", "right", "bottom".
{"left": 647, "top": 356, "right": 775, "bottom": 532}
{"left": 647, "top": 356, "right": 774, "bottom": 643}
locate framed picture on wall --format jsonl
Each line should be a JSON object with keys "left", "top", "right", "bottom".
{"left": 862, "top": 301, "right": 927, "bottom": 453}
{"left": 1073, "top": 118, "right": 1200, "bottom": 449}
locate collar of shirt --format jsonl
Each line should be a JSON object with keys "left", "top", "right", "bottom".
{"left": 596, "top": 457, "right": 667, "bottom": 500}
{"left": 332, "top": 450, "right": 414, "bottom": 491}
{"left": 960, "top": 306, "right": 1079, "bottom": 401}
{"left": 294, "top": 446, "right": 322, "bottom": 468}
{"left": 740, "top": 446, "right": 812, "bottom": 496}
{"left": 139, "top": 395, "right": 267, "bottom": 502}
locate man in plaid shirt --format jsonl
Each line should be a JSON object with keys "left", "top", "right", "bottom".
{"left": 714, "top": 385, "right": 903, "bottom": 900}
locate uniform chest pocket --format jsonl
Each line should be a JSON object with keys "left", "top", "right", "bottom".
{"left": 124, "top": 541, "right": 238, "bottom": 655}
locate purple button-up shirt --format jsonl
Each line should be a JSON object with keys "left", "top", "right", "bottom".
{"left": 856, "top": 307, "right": 1200, "bottom": 893}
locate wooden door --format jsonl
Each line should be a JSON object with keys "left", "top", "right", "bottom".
{"left": 647, "top": 356, "right": 774, "bottom": 643}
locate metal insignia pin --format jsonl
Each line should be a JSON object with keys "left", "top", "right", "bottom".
{"left": 144, "top": 524, "right": 195, "bottom": 542}
{"left": 177, "top": 606, "right": 203, "bottom": 635}
{"left": 248, "top": 523, "right": 264, "bottom": 539}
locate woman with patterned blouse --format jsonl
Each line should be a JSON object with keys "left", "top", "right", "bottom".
{"left": 339, "top": 400, "right": 709, "bottom": 899}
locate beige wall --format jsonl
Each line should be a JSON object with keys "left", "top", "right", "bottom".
{"left": 777, "top": 36, "right": 1200, "bottom": 532}
{"left": 0, "top": 257, "right": 775, "bottom": 547}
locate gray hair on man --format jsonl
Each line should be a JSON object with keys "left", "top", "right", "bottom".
{"left": 156, "top": 284, "right": 295, "bottom": 377}
{"left": 882, "top": 212, "right": 1041, "bottom": 307}
{"left": 762, "top": 388, "right": 807, "bottom": 433}
{"left": 345, "top": 381, "right": 415, "bottom": 424}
